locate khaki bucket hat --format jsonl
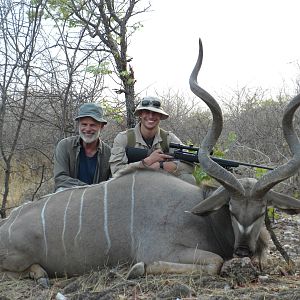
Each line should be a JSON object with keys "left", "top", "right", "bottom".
{"left": 75, "top": 103, "right": 107, "bottom": 124}
{"left": 134, "top": 96, "right": 169, "bottom": 120}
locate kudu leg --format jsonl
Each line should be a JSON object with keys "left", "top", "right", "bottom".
{"left": 147, "top": 248, "right": 223, "bottom": 276}
{"left": 2, "top": 264, "right": 50, "bottom": 288}
{"left": 26, "top": 263, "right": 50, "bottom": 288}
{"left": 146, "top": 260, "right": 220, "bottom": 275}
{"left": 127, "top": 248, "right": 223, "bottom": 278}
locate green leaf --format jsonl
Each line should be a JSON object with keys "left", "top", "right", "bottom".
{"left": 228, "top": 131, "right": 237, "bottom": 143}
{"left": 267, "top": 207, "right": 280, "bottom": 221}
{"left": 193, "top": 165, "right": 212, "bottom": 185}
{"left": 254, "top": 167, "right": 268, "bottom": 179}
{"left": 86, "top": 63, "right": 112, "bottom": 75}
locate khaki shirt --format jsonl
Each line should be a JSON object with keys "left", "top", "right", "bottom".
{"left": 109, "top": 123, "right": 195, "bottom": 183}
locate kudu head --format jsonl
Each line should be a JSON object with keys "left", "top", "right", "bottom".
{"left": 190, "top": 39, "right": 300, "bottom": 258}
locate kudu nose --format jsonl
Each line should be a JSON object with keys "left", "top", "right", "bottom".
{"left": 234, "top": 246, "right": 253, "bottom": 258}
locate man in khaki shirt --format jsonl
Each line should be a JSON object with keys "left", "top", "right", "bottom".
{"left": 109, "top": 96, "right": 195, "bottom": 183}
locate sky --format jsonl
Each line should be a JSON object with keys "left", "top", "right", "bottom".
{"left": 129, "top": 0, "right": 300, "bottom": 98}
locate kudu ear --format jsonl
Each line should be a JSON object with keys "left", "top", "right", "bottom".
{"left": 191, "top": 187, "right": 230, "bottom": 216}
{"left": 265, "top": 190, "right": 300, "bottom": 215}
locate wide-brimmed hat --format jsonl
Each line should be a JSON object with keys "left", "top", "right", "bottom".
{"left": 75, "top": 103, "right": 107, "bottom": 124}
{"left": 134, "top": 96, "right": 169, "bottom": 120}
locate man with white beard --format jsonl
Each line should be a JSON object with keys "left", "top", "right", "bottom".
{"left": 54, "top": 103, "right": 111, "bottom": 192}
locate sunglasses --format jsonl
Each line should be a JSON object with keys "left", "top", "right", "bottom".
{"left": 141, "top": 99, "right": 161, "bottom": 108}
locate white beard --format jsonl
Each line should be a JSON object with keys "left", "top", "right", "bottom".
{"left": 79, "top": 129, "right": 101, "bottom": 144}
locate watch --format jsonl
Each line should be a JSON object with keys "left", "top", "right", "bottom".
{"left": 159, "top": 161, "right": 164, "bottom": 169}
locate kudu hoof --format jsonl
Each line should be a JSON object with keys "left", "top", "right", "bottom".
{"left": 37, "top": 277, "right": 50, "bottom": 288}
{"left": 126, "top": 262, "right": 145, "bottom": 279}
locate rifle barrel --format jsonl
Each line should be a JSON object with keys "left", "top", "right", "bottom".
{"left": 172, "top": 149, "right": 273, "bottom": 170}
{"left": 232, "top": 160, "right": 273, "bottom": 170}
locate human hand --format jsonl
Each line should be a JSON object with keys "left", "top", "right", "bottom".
{"left": 142, "top": 149, "right": 173, "bottom": 166}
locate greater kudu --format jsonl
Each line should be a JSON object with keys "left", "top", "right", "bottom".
{"left": 1, "top": 39, "right": 300, "bottom": 287}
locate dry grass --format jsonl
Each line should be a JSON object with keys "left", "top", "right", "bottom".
{"left": 1, "top": 258, "right": 300, "bottom": 299}
{"left": 1, "top": 162, "right": 300, "bottom": 298}
{"left": 0, "top": 159, "right": 53, "bottom": 211}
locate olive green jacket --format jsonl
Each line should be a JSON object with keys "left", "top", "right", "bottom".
{"left": 54, "top": 136, "right": 111, "bottom": 191}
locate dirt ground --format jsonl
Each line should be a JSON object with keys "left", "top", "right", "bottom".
{"left": 0, "top": 213, "right": 300, "bottom": 300}
{"left": 0, "top": 259, "right": 300, "bottom": 300}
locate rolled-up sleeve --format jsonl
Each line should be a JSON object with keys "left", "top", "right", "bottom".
{"left": 109, "top": 133, "right": 128, "bottom": 175}
{"left": 109, "top": 132, "right": 145, "bottom": 176}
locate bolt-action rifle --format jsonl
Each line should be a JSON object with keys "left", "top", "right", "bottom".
{"left": 126, "top": 142, "right": 273, "bottom": 170}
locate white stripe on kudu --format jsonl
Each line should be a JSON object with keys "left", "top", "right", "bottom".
{"left": 41, "top": 195, "right": 53, "bottom": 259}
{"left": 62, "top": 190, "right": 74, "bottom": 257}
{"left": 130, "top": 172, "right": 137, "bottom": 252}
{"left": 103, "top": 182, "right": 111, "bottom": 254}
{"left": 8, "top": 202, "right": 29, "bottom": 243}
{"left": 75, "top": 189, "right": 87, "bottom": 245}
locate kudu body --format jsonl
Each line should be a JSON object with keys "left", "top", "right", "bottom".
{"left": 1, "top": 39, "right": 300, "bottom": 285}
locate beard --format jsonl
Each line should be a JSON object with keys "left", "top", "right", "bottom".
{"left": 79, "top": 128, "right": 101, "bottom": 144}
